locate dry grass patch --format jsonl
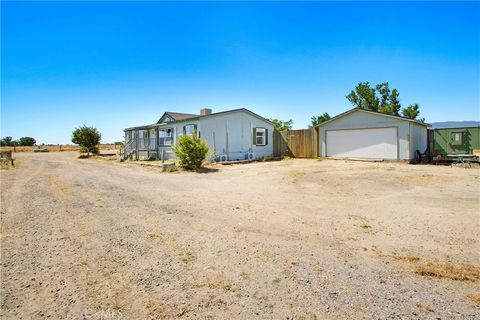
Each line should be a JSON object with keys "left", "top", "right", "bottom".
{"left": 415, "top": 261, "right": 480, "bottom": 281}
{"left": 49, "top": 176, "right": 72, "bottom": 198}
{"left": 146, "top": 230, "right": 162, "bottom": 239}
{"left": 465, "top": 293, "right": 480, "bottom": 305}
{"left": 187, "top": 270, "right": 236, "bottom": 292}
{"left": 416, "top": 303, "right": 434, "bottom": 313}
{"left": 394, "top": 174, "right": 455, "bottom": 187}
{"left": 394, "top": 256, "right": 480, "bottom": 282}
{"left": 393, "top": 255, "right": 420, "bottom": 263}
{"left": 179, "top": 251, "right": 195, "bottom": 264}
{"left": 289, "top": 169, "right": 306, "bottom": 177}
{"left": 348, "top": 214, "right": 372, "bottom": 229}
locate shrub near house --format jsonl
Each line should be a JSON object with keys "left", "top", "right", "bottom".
{"left": 172, "top": 132, "right": 209, "bottom": 170}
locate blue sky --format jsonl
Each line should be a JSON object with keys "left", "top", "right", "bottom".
{"left": 1, "top": 1, "right": 479, "bottom": 144}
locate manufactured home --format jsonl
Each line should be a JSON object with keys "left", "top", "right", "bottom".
{"left": 316, "top": 108, "right": 429, "bottom": 160}
{"left": 123, "top": 108, "right": 274, "bottom": 161}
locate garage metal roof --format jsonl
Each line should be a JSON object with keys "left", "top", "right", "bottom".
{"left": 315, "top": 107, "right": 430, "bottom": 127}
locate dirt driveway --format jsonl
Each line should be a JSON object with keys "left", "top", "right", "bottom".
{"left": 1, "top": 152, "right": 479, "bottom": 319}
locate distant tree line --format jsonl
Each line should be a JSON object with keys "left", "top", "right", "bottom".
{"left": 0, "top": 136, "right": 36, "bottom": 146}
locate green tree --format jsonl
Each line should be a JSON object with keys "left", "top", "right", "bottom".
{"left": 310, "top": 113, "right": 331, "bottom": 127}
{"left": 346, "top": 82, "right": 379, "bottom": 111}
{"left": 0, "top": 136, "right": 13, "bottom": 146}
{"left": 347, "top": 81, "right": 422, "bottom": 119}
{"left": 18, "top": 137, "right": 36, "bottom": 146}
{"left": 172, "top": 131, "right": 209, "bottom": 170}
{"left": 71, "top": 126, "right": 101, "bottom": 157}
{"left": 268, "top": 118, "right": 293, "bottom": 131}
{"left": 401, "top": 103, "right": 424, "bottom": 122}
{"left": 375, "top": 83, "right": 402, "bottom": 116}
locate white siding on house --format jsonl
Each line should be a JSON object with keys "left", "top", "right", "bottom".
{"left": 127, "top": 109, "right": 273, "bottom": 161}
{"left": 198, "top": 111, "right": 273, "bottom": 161}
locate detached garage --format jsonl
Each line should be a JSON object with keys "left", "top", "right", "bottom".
{"left": 317, "top": 108, "right": 429, "bottom": 160}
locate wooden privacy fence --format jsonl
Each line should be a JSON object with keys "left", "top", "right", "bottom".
{"left": 273, "top": 128, "right": 319, "bottom": 158}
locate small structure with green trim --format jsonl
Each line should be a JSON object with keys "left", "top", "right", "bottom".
{"left": 431, "top": 126, "right": 480, "bottom": 156}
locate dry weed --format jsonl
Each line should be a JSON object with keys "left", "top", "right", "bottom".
{"left": 289, "top": 169, "right": 306, "bottom": 177}
{"left": 179, "top": 251, "right": 195, "bottom": 264}
{"left": 348, "top": 214, "right": 372, "bottom": 229}
{"left": 465, "top": 293, "right": 480, "bottom": 305}
{"left": 415, "top": 261, "right": 480, "bottom": 281}
{"left": 187, "top": 270, "right": 233, "bottom": 290}
{"left": 146, "top": 230, "right": 162, "bottom": 239}
{"left": 394, "top": 256, "right": 480, "bottom": 282}
{"left": 416, "top": 303, "right": 434, "bottom": 313}
{"left": 393, "top": 255, "right": 420, "bottom": 263}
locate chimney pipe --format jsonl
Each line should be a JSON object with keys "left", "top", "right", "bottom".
{"left": 200, "top": 108, "right": 212, "bottom": 116}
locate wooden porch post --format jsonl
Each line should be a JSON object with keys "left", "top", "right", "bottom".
{"left": 155, "top": 128, "right": 159, "bottom": 160}
{"left": 135, "top": 130, "right": 139, "bottom": 160}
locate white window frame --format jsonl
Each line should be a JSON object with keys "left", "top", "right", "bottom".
{"left": 159, "top": 128, "right": 173, "bottom": 146}
{"left": 184, "top": 124, "right": 196, "bottom": 136}
{"left": 256, "top": 127, "right": 266, "bottom": 146}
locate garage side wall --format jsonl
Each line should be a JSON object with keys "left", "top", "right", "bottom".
{"left": 318, "top": 111, "right": 411, "bottom": 160}
{"left": 409, "top": 122, "right": 428, "bottom": 159}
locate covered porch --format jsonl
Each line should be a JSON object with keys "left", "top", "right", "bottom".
{"left": 123, "top": 126, "right": 175, "bottom": 161}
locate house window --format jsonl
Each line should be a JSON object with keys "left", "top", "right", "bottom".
{"left": 142, "top": 130, "right": 149, "bottom": 148}
{"left": 184, "top": 124, "right": 197, "bottom": 136}
{"left": 451, "top": 132, "right": 463, "bottom": 145}
{"left": 255, "top": 128, "right": 267, "bottom": 146}
{"left": 159, "top": 128, "right": 173, "bottom": 146}
{"left": 137, "top": 130, "right": 148, "bottom": 149}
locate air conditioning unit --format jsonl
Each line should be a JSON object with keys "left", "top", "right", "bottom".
{"left": 217, "top": 154, "right": 227, "bottom": 162}
{"left": 245, "top": 152, "right": 254, "bottom": 160}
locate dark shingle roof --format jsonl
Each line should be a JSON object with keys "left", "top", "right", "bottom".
{"left": 164, "top": 112, "right": 198, "bottom": 121}
{"left": 125, "top": 108, "right": 272, "bottom": 131}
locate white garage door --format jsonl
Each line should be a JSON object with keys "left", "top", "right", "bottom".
{"left": 326, "top": 127, "right": 398, "bottom": 159}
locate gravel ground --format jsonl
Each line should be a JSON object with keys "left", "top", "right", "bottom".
{"left": 1, "top": 152, "right": 479, "bottom": 319}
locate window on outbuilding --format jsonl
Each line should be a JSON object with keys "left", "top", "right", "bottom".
{"left": 253, "top": 127, "right": 268, "bottom": 146}
{"left": 451, "top": 132, "right": 463, "bottom": 145}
